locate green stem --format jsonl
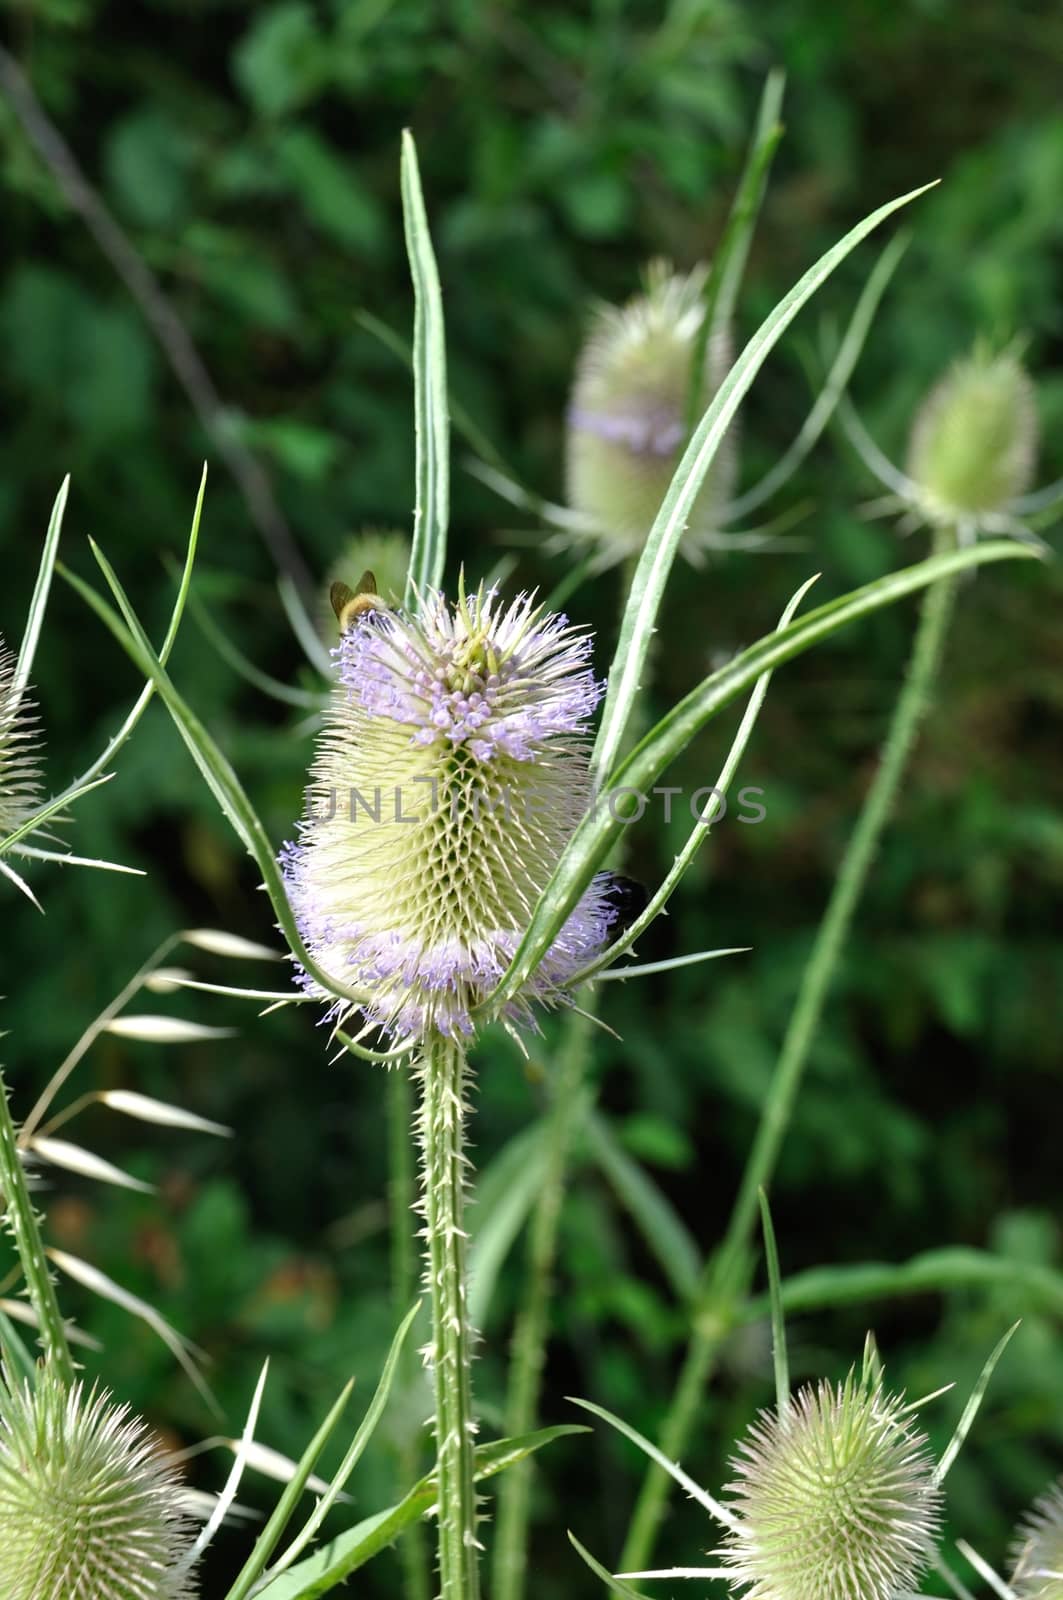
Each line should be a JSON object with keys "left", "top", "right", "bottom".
{"left": 388, "top": 1066, "right": 431, "bottom": 1600}
{"left": 621, "top": 532, "right": 960, "bottom": 1572}
{"left": 417, "top": 1033, "right": 481, "bottom": 1600}
{"left": 492, "top": 1010, "right": 595, "bottom": 1600}
{"left": 0, "top": 1069, "right": 74, "bottom": 1385}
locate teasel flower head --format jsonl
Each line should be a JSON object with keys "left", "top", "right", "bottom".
{"left": 281, "top": 582, "right": 619, "bottom": 1042}
{"left": 907, "top": 344, "right": 1038, "bottom": 527}
{"left": 0, "top": 636, "right": 43, "bottom": 840}
{"left": 718, "top": 1363, "right": 942, "bottom": 1600}
{"left": 566, "top": 261, "right": 735, "bottom": 565}
{"left": 0, "top": 1362, "right": 197, "bottom": 1600}
{"left": 320, "top": 527, "right": 412, "bottom": 641}
{"left": 1011, "top": 1477, "right": 1063, "bottom": 1599}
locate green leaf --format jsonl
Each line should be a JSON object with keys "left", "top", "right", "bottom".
{"left": 63, "top": 543, "right": 405, "bottom": 1066}
{"left": 582, "top": 1112, "right": 700, "bottom": 1303}
{"left": 259, "top": 1302, "right": 422, "bottom": 1583}
{"left": 14, "top": 475, "right": 68, "bottom": 708}
{"left": 567, "top": 1398, "right": 734, "bottom": 1528}
{"left": 592, "top": 178, "right": 937, "bottom": 785}
{"left": 401, "top": 130, "right": 449, "bottom": 605}
{"left": 568, "top": 1532, "right": 656, "bottom": 1599}
{"left": 743, "top": 1247, "right": 1063, "bottom": 1321}
{"left": 934, "top": 1323, "right": 1019, "bottom": 1483}
{"left": 757, "top": 1189, "right": 789, "bottom": 1417}
{"left": 468, "top": 1121, "right": 552, "bottom": 1329}
{"left": 254, "top": 1425, "right": 588, "bottom": 1599}
{"left": 488, "top": 537, "right": 1036, "bottom": 1014}
{"left": 685, "top": 67, "right": 785, "bottom": 430}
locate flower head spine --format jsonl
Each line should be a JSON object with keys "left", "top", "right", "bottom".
{"left": 0, "top": 1362, "right": 197, "bottom": 1600}
{"left": 282, "top": 584, "right": 619, "bottom": 1040}
{"left": 718, "top": 1364, "right": 942, "bottom": 1600}
{"left": 0, "top": 636, "right": 43, "bottom": 840}
{"left": 1011, "top": 1478, "right": 1063, "bottom": 1600}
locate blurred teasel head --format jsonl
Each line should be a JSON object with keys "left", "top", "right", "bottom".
{"left": 907, "top": 343, "right": 1038, "bottom": 528}
{"left": 1011, "top": 1477, "right": 1063, "bottom": 1599}
{"left": 0, "top": 1362, "right": 196, "bottom": 1600}
{"left": 0, "top": 636, "right": 43, "bottom": 840}
{"left": 719, "top": 1362, "right": 942, "bottom": 1600}
{"left": 281, "top": 582, "right": 618, "bottom": 1042}
{"left": 566, "top": 261, "right": 735, "bottom": 565}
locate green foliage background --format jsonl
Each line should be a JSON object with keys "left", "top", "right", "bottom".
{"left": 2, "top": 2, "right": 1062, "bottom": 1593}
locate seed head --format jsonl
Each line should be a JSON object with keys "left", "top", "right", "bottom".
{"left": 282, "top": 584, "right": 618, "bottom": 1040}
{"left": 0, "top": 1363, "right": 197, "bottom": 1600}
{"left": 907, "top": 344, "right": 1037, "bottom": 524}
{"left": 566, "top": 261, "right": 735, "bottom": 562}
{"left": 718, "top": 1367, "right": 942, "bottom": 1600}
{"left": 0, "top": 636, "right": 43, "bottom": 839}
{"left": 1011, "top": 1478, "right": 1063, "bottom": 1599}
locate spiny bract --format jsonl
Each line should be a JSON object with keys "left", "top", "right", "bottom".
{"left": 0, "top": 1363, "right": 197, "bottom": 1600}
{"left": 565, "top": 261, "right": 734, "bottom": 563}
{"left": 718, "top": 1366, "right": 942, "bottom": 1600}
{"left": 907, "top": 344, "right": 1037, "bottom": 524}
{"left": 0, "top": 636, "right": 42, "bottom": 840}
{"left": 282, "top": 583, "right": 618, "bottom": 1041}
{"left": 1011, "top": 1477, "right": 1063, "bottom": 1600}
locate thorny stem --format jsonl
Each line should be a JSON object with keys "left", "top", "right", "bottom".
{"left": 390, "top": 1066, "right": 431, "bottom": 1600}
{"left": 492, "top": 1010, "right": 596, "bottom": 1600}
{"left": 0, "top": 1069, "right": 75, "bottom": 1384}
{"left": 620, "top": 528, "right": 960, "bottom": 1572}
{"left": 417, "top": 1033, "right": 481, "bottom": 1600}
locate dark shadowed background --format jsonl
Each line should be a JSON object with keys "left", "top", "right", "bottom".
{"left": 2, "top": 2, "right": 1062, "bottom": 1593}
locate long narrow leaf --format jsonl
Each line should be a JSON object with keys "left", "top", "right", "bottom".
{"left": 488, "top": 537, "right": 1035, "bottom": 1013}
{"left": 745, "top": 1248, "right": 1063, "bottom": 1321}
{"left": 593, "top": 179, "right": 936, "bottom": 783}
{"left": 569, "top": 1533, "right": 657, "bottom": 1598}
{"left": 179, "top": 1362, "right": 269, "bottom": 1573}
{"left": 583, "top": 1112, "right": 700, "bottom": 1303}
{"left": 223, "top": 1381, "right": 356, "bottom": 1600}
{"left": 52, "top": 464, "right": 206, "bottom": 802}
{"left": 729, "top": 228, "right": 911, "bottom": 518}
{"left": 685, "top": 68, "right": 785, "bottom": 429}
{"left": 934, "top": 1323, "right": 1020, "bottom": 1483}
{"left": 63, "top": 554, "right": 405, "bottom": 1067}
{"left": 568, "top": 1397, "right": 736, "bottom": 1529}
{"left": 566, "top": 576, "right": 818, "bottom": 986}
{"left": 401, "top": 130, "right": 449, "bottom": 603}
{"left": 262, "top": 1301, "right": 422, "bottom": 1579}
{"left": 757, "top": 1189, "right": 789, "bottom": 1417}
{"left": 468, "top": 1121, "right": 552, "bottom": 1329}
{"left": 254, "top": 1425, "right": 588, "bottom": 1599}
{"left": 14, "top": 476, "right": 69, "bottom": 707}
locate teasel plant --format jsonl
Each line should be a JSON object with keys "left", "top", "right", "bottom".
{"left": 568, "top": 1198, "right": 1021, "bottom": 1600}
{"left": 617, "top": 331, "right": 1059, "bottom": 1573}
{"left": 60, "top": 123, "right": 1042, "bottom": 1600}
{"left": 0, "top": 479, "right": 168, "bottom": 907}
{"left": 490, "top": 72, "right": 912, "bottom": 1600}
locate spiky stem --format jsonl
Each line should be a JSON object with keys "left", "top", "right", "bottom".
{"left": 621, "top": 531, "right": 960, "bottom": 1573}
{"left": 390, "top": 1065, "right": 431, "bottom": 1600}
{"left": 0, "top": 1069, "right": 74, "bottom": 1385}
{"left": 417, "top": 1033, "right": 480, "bottom": 1600}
